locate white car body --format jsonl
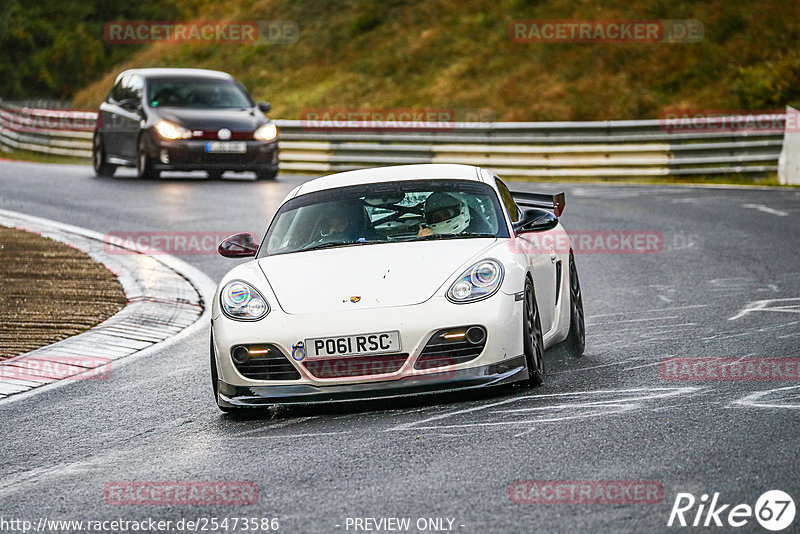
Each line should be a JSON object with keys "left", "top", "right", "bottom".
{"left": 210, "top": 164, "right": 583, "bottom": 410}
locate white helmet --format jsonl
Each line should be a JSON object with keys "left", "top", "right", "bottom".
{"left": 424, "top": 192, "right": 471, "bottom": 234}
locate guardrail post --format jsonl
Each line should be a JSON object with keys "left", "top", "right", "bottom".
{"left": 778, "top": 106, "right": 800, "bottom": 185}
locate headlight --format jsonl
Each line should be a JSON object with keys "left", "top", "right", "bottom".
{"left": 154, "top": 120, "right": 192, "bottom": 140}
{"left": 446, "top": 259, "right": 504, "bottom": 303}
{"left": 220, "top": 280, "right": 269, "bottom": 321}
{"left": 253, "top": 123, "right": 278, "bottom": 142}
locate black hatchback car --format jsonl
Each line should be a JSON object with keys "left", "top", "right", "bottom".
{"left": 92, "top": 68, "right": 279, "bottom": 180}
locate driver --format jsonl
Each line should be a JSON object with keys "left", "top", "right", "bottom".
{"left": 417, "top": 192, "right": 471, "bottom": 237}
{"left": 315, "top": 200, "right": 370, "bottom": 244}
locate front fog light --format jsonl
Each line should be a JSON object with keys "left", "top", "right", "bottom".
{"left": 220, "top": 280, "right": 269, "bottom": 321}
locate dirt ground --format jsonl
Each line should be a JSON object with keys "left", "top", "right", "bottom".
{"left": 0, "top": 225, "right": 127, "bottom": 360}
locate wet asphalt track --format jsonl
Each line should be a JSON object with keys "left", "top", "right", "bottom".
{"left": 1, "top": 161, "right": 799, "bottom": 533}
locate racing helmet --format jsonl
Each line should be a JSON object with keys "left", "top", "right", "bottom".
{"left": 424, "top": 192, "right": 471, "bottom": 234}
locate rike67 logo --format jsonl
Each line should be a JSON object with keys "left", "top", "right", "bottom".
{"left": 668, "top": 490, "right": 795, "bottom": 531}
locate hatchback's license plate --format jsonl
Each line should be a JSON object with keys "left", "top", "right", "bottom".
{"left": 306, "top": 331, "right": 401, "bottom": 358}
{"left": 205, "top": 141, "right": 246, "bottom": 153}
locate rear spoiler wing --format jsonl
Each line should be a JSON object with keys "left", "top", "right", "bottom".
{"left": 510, "top": 191, "right": 566, "bottom": 217}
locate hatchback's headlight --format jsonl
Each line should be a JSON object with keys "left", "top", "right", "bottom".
{"left": 254, "top": 123, "right": 278, "bottom": 142}
{"left": 154, "top": 120, "right": 192, "bottom": 140}
{"left": 220, "top": 280, "right": 269, "bottom": 320}
{"left": 446, "top": 259, "right": 504, "bottom": 303}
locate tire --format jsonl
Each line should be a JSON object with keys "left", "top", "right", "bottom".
{"left": 92, "top": 134, "right": 116, "bottom": 177}
{"left": 562, "top": 251, "right": 585, "bottom": 357}
{"left": 136, "top": 136, "right": 158, "bottom": 179}
{"left": 210, "top": 332, "right": 248, "bottom": 414}
{"left": 255, "top": 167, "right": 278, "bottom": 181}
{"left": 207, "top": 170, "right": 224, "bottom": 180}
{"left": 523, "top": 278, "right": 546, "bottom": 387}
{"left": 210, "top": 332, "right": 220, "bottom": 400}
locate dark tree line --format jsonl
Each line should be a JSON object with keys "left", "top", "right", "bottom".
{"left": 0, "top": 0, "right": 185, "bottom": 100}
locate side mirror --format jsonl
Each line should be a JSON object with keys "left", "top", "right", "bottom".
{"left": 257, "top": 102, "right": 271, "bottom": 114}
{"left": 512, "top": 208, "right": 559, "bottom": 234}
{"left": 218, "top": 233, "right": 258, "bottom": 258}
{"left": 119, "top": 98, "right": 141, "bottom": 112}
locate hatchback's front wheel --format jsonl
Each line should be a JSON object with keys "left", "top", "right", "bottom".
{"left": 136, "top": 137, "right": 158, "bottom": 179}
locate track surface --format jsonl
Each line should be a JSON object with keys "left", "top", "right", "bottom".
{"left": 1, "top": 162, "right": 799, "bottom": 533}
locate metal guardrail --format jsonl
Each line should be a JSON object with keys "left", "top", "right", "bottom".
{"left": 0, "top": 103, "right": 785, "bottom": 178}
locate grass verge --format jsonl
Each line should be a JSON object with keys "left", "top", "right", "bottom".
{"left": 0, "top": 148, "right": 89, "bottom": 166}
{"left": 0, "top": 225, "right": 127, "bottom": 360}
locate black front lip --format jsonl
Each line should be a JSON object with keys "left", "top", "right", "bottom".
{"left": 217, "top": 355, "right": 528, "bottom": 407}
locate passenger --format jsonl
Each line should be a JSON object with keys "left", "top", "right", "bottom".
{"left": 418, "top": 192, "right": 471, "bottom": 237}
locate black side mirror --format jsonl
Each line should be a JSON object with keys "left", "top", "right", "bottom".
{"left": 119, "top": 98, "right": 141, "bottom": 112}
{"left": 218, "top": 233, "right": 258, "bottom": 258}
{"left": 513, "top": 208, "right": 559, "bottom": 234}
{"left": 257, "top": 102, "right": 271, "bottom": 113}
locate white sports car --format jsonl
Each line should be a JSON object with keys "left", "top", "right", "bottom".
{"left": 210, "top": 164, "right": 584, "bottom": 412}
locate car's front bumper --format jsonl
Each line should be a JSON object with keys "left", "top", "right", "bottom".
{"left": 213, "top": 288, "right": 525, "bottom": 385}
{"left": 217, "top": 355, "right": 527, "bottom": 407}
{"left": 147, "top": 135, "right": 279, "bottom": 171}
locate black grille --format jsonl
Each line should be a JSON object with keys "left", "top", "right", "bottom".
{"left": 303, "top": 354, "right": 408, "bottom": 378}
{"left": 414, "top": 326, "right": 486, "bottom": 369}
{"left": 232, "top": 344, "right": 301, "bottom": 380}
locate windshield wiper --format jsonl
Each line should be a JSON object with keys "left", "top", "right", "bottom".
{"left": 414, "top": 233, "right": 496, "bottom": 241}
{"left": 298, "top": 240, "right": 386, "bottom": 253}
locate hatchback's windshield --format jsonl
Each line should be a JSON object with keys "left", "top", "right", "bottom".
{"left": 259, "top": 179, "right": 508, "bottom": 257}
{"left": 147, "top": 78, "right": 253, "bottom": 109}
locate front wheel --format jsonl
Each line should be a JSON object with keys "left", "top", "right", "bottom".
{"left": 255, "top": 167, "right": 278, "bottom": 181}
{"left": 92, "top": 134, "right": 116, "bottom": 177}
{"left": 210, "top": 332, "right": 246, "bottom": 414}
{"left": 523, "top": 278, "right": 546, "bottom": 387}
{"left": 136, "top": 137, "right": 158, "bottom": 179}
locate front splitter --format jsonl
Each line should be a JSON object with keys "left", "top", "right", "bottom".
{"left": 217, "top": 355, "right": 528, "bottom": 407}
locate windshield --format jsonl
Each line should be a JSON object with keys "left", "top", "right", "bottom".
{"left": 259, "top": 179, "right": 508, "bottom": 257}
{"left": 147, "top": 78, "right": 253, "bottom": 109}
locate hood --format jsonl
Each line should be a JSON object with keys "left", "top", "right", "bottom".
{"left": 154, "top": 108, "right": 266, "bottom": 131}
{"left": 258, "top": 239, "right": 497, "bottom": 314}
